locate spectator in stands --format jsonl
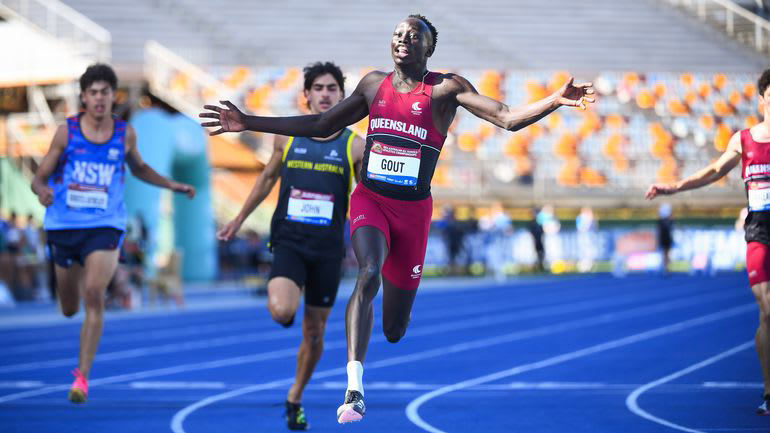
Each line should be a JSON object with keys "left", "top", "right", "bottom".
{"left": 657, "top": 203, "right": 674, "bottom": 274}
{"left": 21, "top": 214, "right": 44, "bottom": 298}
{"left": 528, "top": 207, "right": 546, "bottom": 272}
{"left": 539, "top": 205, "right": 561, "bottom": 270}
{"left": 438, "top": 206, "right": 466, "bottom": 276}
{"left": 5, "top": 212, "right": 23, "bottom": 293}
{"left": 576, "top": 206, "right": 597, "bottom": 272}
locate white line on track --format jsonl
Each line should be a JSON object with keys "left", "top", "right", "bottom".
{"left": 170, "top": 302, "right": 754, "bottom": 433}
{"left": 404, "top": 307, "right": 754, "bottom": 433}
{"left": 0, "top": 284, "right": 741, "bottom": 373}
{"left": 625, "top": 340, "right": 755, "bottom": 433}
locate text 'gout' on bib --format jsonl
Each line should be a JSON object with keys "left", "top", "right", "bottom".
{"left": 366, "top": 141, "right": 421, "bottom": 186}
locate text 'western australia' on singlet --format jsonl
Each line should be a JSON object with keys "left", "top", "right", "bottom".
{"left": 270, "top": 129, "right": 357, "bottom": 258}
{"left": 361, "top": 71, "right": 447, "bottom": 201}
{"left": 44, "top": 114, "right": 127, "bottom": 231}
{"left": 740, "top": 128, "right": 770, "bottom": 244}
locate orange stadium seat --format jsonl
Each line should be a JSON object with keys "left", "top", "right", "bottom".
{"left": 504, "top": 133, "right": 530, "bottom": 158}
{"left": 554, "top": 132, "right": 578, "bottom": 158}
{"left": 480, "top": 70, "right": 503, "bottom": 100}
{"left": 275, "top": 68, "right": 300, "bottom": 91}
{"left": 580, "top": 167, "right": 607, "bottom": 186}
{"left": 746, "top": 115, "right": 759, "bottom": 129}
{"left": 714, "top": 123, "right": 732, "bottom": 151}
{"left": 684, "top": 91, "right": 698, "bottom": 107}
{"left": 635, "top": 89, "right": 655, "bottom": 109}
{"left": 246, "top": 85, "right": 271, "bottom": 112}
{"left": 657, "top": 157, "right": 679, "bottom": 182}
{"left": 526, "top": 80, "right": 548, "bottom": 103}
{"left": 515, "top": 155, "right": 533, "bottom": 176}
{"left": 458, "top": 132, "right": 480, "bottom": 152}
{"left": 170, "top": 72, "right": 189, "bottom": 94}
{"left": 612, "top": 156, "right": 629, "bottom": 172}
{"left": 622, "top": 72, "right": 640, "bottom": 89}
{"left": 697, "top": 82, "right": 711, "bottom": 100}
{"left": 605, "top": 113, "right": 626, "bottom": 130}
{"left": 557, "top": 157, "right": 581, "bottom": 186}
{"left": 698, "top": 114, "right": 715, "bottom": 131}
{"left": 603, "top": 133, "right": 625, "bottom": 158}
{"left": 208, "top": 135, "right": 261, "bottom": 170}
{"left": 744, "top": 82, "right": 757, "bottom": 100}
{"left": 653, "top": 82, "right": 667, "bottom": 99}
{"left": 713, "top": 99, "right": 734, "bottom": 117}
{"left": 578, "top": 112, "right": 602, "bottom": 138}
{"left": 224, "top": 67, "right": 250, "bottom": 88}
{"left": 478, "top": 123, "right": 494, "bottom": 140}
{"left": 680, "top": 73, "right": 694, "bottom": 88}
{"left": 548, "top": 71, "right": 570, "bottom": 93}
{"left": 667, "top": 98, "right": 689, "bottom": 116}
{"left": 729, "top": 89, "right": 743, "bottom": 108}
{"left": 547, "top": 112, "right": 562, "bottom": 130}
{"left": 713, "top": 73, "right": 727, "bottom": 91}
{"left": 524, "top": 122, "right": 544, "bottom": 138}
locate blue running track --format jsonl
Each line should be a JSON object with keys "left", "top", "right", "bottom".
{"left": 0, "top": 272, "right": 766, "bottom": 432}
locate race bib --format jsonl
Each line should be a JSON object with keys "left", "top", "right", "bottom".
{"left": 66, "top": 184, "right": 108, "bottom": 210}
{"left": 366, "top": 141, "right": 421, "bottom": 186}
{"left": 287, "top": 188, "right": 334, "bottom": 225}
{"left": 748, "top": 181, "right": 770, "bottom": 211}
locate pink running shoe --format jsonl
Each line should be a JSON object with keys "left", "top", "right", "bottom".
{"left": 68, "top": 369, "right": 88, "bottom": 403}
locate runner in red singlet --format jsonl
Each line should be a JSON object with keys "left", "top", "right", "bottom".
{"left": 646, "top": 69, "right": 770, "bottom": 415}
{"left": 200, "top": 15, "right": 594, "bottom": 423}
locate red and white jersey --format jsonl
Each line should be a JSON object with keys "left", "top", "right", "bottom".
{"left": 361, "top": 71, "right": 447, "bottom": 200}
{"left": 741, "top": 128, "right": 770, "bottom": 211}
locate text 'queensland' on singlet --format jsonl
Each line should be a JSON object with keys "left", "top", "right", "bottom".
{"left": 740, "top": 128, "right": 770, "bottom": 244}
{"left": 270, "top": 129, "right": 357, "bottom": 258}
{"left": 44, "top": 114, "right": 127, "bottom": 231}
{"left": 361, "top": 72, "right": 447, "bottom": 201}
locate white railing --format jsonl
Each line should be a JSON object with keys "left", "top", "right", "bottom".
{"left": 144, "top": 40, "right": 231, "bottom": 119}
{"left": 0, "top": 0, "right": 110, "bottom": 61}
{"left": 664, "top": 0, "right": 770, "bottom": 54}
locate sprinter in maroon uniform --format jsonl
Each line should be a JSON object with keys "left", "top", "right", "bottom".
{"left": 200, "top": 14, "right": 594, "bottom": 423}
{"left": 647, "top": 69, "right": 770, "bottom": 415}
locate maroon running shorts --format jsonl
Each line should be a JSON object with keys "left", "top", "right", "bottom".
{"left": 349, "top": 183, "right": 433, "bottom": 290}
{"left": 748, "top": 242, "right": 770, "bottom": 286}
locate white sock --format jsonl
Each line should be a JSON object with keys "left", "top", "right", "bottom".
{"left": 346, "top": 361, "right": 364, "bottom": 396}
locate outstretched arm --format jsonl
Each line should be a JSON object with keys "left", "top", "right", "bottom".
{"left": 125, "top": 126, "right": 196, "bottom": 198}
{"left": 453, "top": 75, "right": 594, "bottom": 132}
{"left": 217, "top": 135, "right": 286, "bottom": 241}
{"left": 31, "top": 125, "right": 68, "bottom": 206}
{"left": 645, "top": 132, "right": 742, "bottom": 199}
{"left": 200, "top": 72, "right": 381, "bottom": 138}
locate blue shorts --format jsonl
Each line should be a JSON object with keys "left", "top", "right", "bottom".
{"left": 46, "top": 227, "right": 124, "bottom": 268}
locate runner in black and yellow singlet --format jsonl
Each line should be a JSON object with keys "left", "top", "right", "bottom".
{"left": 217, "top": 62, "right": 365, "bottom": 430}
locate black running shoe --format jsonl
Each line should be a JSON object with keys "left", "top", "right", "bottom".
{"left": 285, "top": 401, "right": 309, "bottom": 430}
{"left": 757, "top": 394, "right": 770, "bottom": 416}
{"left": 336, "top": 390, "right": 365, "bottom": 423}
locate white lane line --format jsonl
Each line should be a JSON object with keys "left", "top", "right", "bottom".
{"left": 170, "top": 301, "right": 753, "bottom": 433}
{"left": 129, "top": 381, "right": 227, "bottom": 390}
{"left": 702, "top": 381, "right": 763, "bottom": 389}
{"left": 404, "top": 305, "right": 754, "bottom": 433}
{"left": 625, "top": 340, "right": 755, "bottom": 433}
{"left": 0, "top": 284, "right": 740, "bottom": 373}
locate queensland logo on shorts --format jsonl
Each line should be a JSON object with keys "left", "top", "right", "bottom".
{"left": 410, "top": 102, "right": 422, "bottom": 116}
{"left": 411, "top": 264, "right": 422, "bottom": 279}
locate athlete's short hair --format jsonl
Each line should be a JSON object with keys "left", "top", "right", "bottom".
{"left": 303, "top": 62, "right": 345, "bottom": 94}
{"left": 79, "top": 63, "right": 118, "bottom": 92}
{"left": 409, "top": 14, "right": 438, "bottom": 51}
{"left": 759, "top": 69, "right": 770, "bottom": 96}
